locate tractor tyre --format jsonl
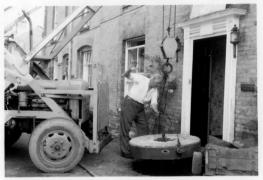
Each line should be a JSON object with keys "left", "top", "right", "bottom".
{"left": 5, "top": 127, "right": 22, "bottom": 148}
{"left": 29, "top": 118, "right": 85, "bottom": 173}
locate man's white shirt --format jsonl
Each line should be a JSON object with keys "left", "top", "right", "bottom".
{"left": 127, "top": 73, "right": 150, "bottom": 104}
{"left": 144, "top": 88, "right": 158, "bottom": 107}
{"left": 126, "top": 73, "right": 158, "bottom": 107}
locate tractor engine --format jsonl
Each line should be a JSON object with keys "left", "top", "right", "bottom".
{"left": 5, "top": 80, "right": 93, "bottom": 139}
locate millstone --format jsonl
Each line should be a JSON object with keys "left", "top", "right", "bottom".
{"left": 129, "top": 134, "right": 200, "bottom": 160}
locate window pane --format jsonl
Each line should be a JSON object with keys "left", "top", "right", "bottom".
{"left": 78, "top": 52, "right": 83, "bottom": 78}
{"left": 138, "top": 47, "right": 144, "bottom": 72}
{"left": 62, "top": 55, "right": 69, "bottom": 80}
{"left": 77, "top": 46, "right": 91, "bottom": 79}
{"left": 88, "top": 65, "right": 92, "bottom": 87}
{"left": 128, "top": 49, "right": 138, "bottom": 69}
{"left": 77, "top": 47, "right": 92, "bottom": 86}
{"left": 124, "top": 37, "right": 145, "bottom": 96}
{"left": 127, "top": 36, "right": 145, "bottom": 47}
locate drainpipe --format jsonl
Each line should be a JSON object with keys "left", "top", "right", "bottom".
{"left": 22, "top": 10, "right": 33, "bottom": 51}
{"left": 22, "top": 10, "right": 34, "bottom": 77}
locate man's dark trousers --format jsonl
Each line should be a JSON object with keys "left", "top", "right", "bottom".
{"left": 120, "top": 96, "right": 149, "bottom": 155}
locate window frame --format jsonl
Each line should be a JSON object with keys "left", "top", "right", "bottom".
{"left": 124, "top": 36, "right": 145, "bottom": 96}
{"left": 77, "top": 46, "right": 93, "bottom": 87}
{"left": 125, "top": 37, "right": 145, "bottom": 73}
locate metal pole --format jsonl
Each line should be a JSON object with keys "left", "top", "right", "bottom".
{"left": 22, "top": 10, "right": 33, "bottom": 51}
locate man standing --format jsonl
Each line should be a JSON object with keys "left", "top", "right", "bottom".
{"left": 120, "top": 65, "right": 162, "bottom": 158}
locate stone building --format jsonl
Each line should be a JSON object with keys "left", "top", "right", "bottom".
{"left": 43, "top": 4, "right": 257, "bottom": 147}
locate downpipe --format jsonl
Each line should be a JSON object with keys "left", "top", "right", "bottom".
{"left": 22, "top": 10, "right": 33, "bottom": 51}
{"left": 22, "top": 10, "right": 34, "bottom": 76}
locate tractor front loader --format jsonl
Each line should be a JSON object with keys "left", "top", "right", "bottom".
{"left": 4, "top": 6, "right": 112, "bottom": 173}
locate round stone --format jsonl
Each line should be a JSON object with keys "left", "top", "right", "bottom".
{"left": 129, "top": 134, "right": 201, "bottom": 160}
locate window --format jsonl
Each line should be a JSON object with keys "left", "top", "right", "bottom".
{"left": 77, "top": 46, "right": 92, "bottom": 87}
{"left": 124, "top": 36, "right": 145, "bottom": 96}
{"left": 125, "top": 36, "right": 145, "bottom": 72}
{"left": 62, "top": 54, "right": 69, "bottom": 80}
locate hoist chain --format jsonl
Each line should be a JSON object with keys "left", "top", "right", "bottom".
{"left": 155, "top": 60, "right": 173, "bottom": 136}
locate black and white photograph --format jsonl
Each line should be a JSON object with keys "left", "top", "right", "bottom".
{"left": 1, "top": 0, "right": 262, "bottom": 178}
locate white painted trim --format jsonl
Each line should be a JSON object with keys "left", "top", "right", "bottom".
{"left": 222, "top": 16, "right": 239, "bottom": 142}
{"left": 127, "top": 44, "right": 145, "bottom": 50}
{"left": 178, "top": 8, "right": 246, "bottom": 28}
{"left": 181, "top": 27, "right": 193, "bottom": 135}
{"left": 180, "top": 9, "right": 246, "bottom": 143}
{"left": 124, "top": 42, "right": 129, "bottom": 96}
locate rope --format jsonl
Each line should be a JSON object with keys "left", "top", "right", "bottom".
{"left": 167, "top": 5, "right": 172, "bottom": 36}
{"left": 162, "top": 5, "right": 164, "bottom": 39}
{"left": 174, "top": 5, "right": 176, "bottom": 37}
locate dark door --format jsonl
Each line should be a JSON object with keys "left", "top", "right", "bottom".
{"left": 190, "top": 35, "right": 226, "bottom": 145}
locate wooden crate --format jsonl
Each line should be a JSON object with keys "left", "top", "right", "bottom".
{"left": 205, "top": 144, "right": 258, "bottom": 175}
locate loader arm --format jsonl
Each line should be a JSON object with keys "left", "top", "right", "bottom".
{"left": 24, "top": 6, "right": 96, "bottom": 63}
{"left": 5, "top": 6, "right": 97, "bottom": 80}
{"left": 4, "top": 6, "right": 98, "bottom": 121}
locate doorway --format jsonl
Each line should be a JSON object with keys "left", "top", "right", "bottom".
{"left": 190, "top": 35, "right": 226, "bottom": 145}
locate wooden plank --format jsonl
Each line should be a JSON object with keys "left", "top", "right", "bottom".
{"left": 97, "top": 81, "right": 109, "bottom": 130}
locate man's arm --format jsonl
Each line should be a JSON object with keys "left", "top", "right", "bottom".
{"left": 146, "top": 88, "right": 159, "bottom": 114}
{"left": 121, "top": 67, "right": 136, "bottom": 79}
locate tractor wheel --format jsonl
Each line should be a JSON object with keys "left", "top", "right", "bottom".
{"left": 5, "top": 126, "right": 22, "bottom": 148}
{"left": 29, "top": 118, "right": 85, "bottom": 173}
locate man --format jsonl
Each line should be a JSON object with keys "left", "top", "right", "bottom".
{"left": 120, "top": 62, "right": 162, "bottom": 158}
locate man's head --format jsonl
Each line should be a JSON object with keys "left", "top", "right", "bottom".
{"left": 149, "top": 73, "right": 163, "bottom": 89}
{"left": 145, "top": 56, "right": 162, "bottom": 74}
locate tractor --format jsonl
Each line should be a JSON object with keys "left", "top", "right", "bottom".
{"left": 4, "top": 6, "right": 112, "bottom": 173}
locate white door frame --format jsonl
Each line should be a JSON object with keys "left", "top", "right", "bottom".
{"left": 178, "top": 8, "right": 246, "bottom": 142}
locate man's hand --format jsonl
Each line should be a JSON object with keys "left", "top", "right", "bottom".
{"left": 121, "top": 67, "right": 137, "bottom": 78}
{"left": 151, "top": 104, "right": 159, "bottom": 115}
